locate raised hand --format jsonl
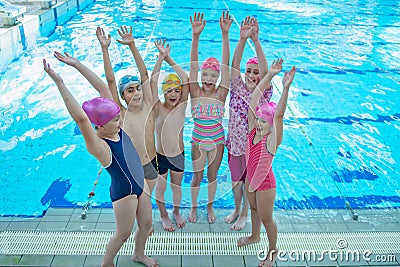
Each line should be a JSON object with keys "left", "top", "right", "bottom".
{"left": 249, "top": 17, "right": 259, "bottom": 42}
{"left": 43, "top": 59, "right": 62, "bottom": 83}
{"left": 53, "top": 51, "right": 79, "bottom": 67}
{"left": 269, "top": 58, "right": 284, "bottom": 75}
{"left": 190, "top": 12, "right": 206, "bottom": 36}
{"left": 240, "top": 16, "right": 252, "bottom": 40}
{"left": 282, "top": 66, "right": 296, "bottom": 89}
{"left": 220, "top": 11, "right": 233, "bottom": 33}
{"left": 154, "top": 39, "right": 170, "bottom": 59}
{"left": 96, "top": 26, "right": 111, "bottom": 48}
{"left": 117, "top": 26, "right": 135, "bottom": 45}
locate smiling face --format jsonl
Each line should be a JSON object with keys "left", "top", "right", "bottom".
{"left": 122, "top": 84, "right": 143, "bottom": 107}
{"left": 245, "top": 63, "right": 261, "bottom": 91}
{"left": 201, "top": 68, "right": 219, "bottom": 91}
{"left": 255, "top": 115, "right": 272, "bottom": 136}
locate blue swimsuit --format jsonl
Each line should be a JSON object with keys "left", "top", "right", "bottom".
{"left": 103, "top": 129, "right": 144, "bottom": 202}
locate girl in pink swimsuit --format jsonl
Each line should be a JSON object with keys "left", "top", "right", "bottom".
{"left": 237, "top": 58, "right": 296, "bottom": 267}
{"left": 188, "top": 11, "right": 232, "bottom": 224}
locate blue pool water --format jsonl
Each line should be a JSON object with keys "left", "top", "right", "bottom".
{"left": 1, "top": 0, "right": 400, "bottom": 216}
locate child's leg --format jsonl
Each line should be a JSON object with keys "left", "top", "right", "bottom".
{"left": 231, "top": 180, "right": 249, "bottom": 230}
{"left": 256, "top": 189, "right": 277, "bottom": 267}
{"left": 155, "top": 173, "right": 174, "bottom": 232}
{"left": 170, "top": 170, "right": 185, "bottom": 228}
{"left": 226, "top": 154, "right": 248, "bottom": 230}
{"left": 206, "top": 144, "right": 224, "bottom": 223}
{"left": 189, "top": 144, "right": 207, "bottom": 222}
{"left": 102, "top": 195, "right": 137, "bottom": 267}
{"left": 146, "top": 178, "right": 157, "bottom": 195}
{"left": 237, "top": 179, "right": 261, "bottom": 247}
{"left": 132, "top": 183, "right": 158, "bottom": 267}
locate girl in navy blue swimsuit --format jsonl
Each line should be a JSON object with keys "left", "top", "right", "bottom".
{"left": 43, "top": 59, "right": 159, "bottom": 267}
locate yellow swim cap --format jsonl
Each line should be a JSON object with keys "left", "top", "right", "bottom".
{"left": 162, "top": 74, "right": 182, "bottom": 93}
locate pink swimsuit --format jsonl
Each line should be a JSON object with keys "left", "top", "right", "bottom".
{"left": 246, "top": 128, "right": 276, "bottom": 192}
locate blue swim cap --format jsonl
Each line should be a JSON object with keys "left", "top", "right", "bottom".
{"left": 118, "top": 75, "right": 140, "bottom": 95}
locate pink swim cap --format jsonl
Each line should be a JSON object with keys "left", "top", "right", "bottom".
{"left": 246, "top": 56, "right": 258, "bottom": 66}
{"left": 255, "top": 101, "right": 276, "bottom": 126}
{"left": 82, "top": 97, "right": 120, "bottom": 127}
{"left": 201, "top": 57, "right": 221, "bottom": 72}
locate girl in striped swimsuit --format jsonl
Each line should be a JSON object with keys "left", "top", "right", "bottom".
{"left": 188, "top": 11, "right": 232, "bottom": 224}
{"left": 237, "top": 58, "right": 296, "bottom": 267}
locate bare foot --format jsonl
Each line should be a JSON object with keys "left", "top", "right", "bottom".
{"left": 161, "top": 216, "right": 175, "bottom": 232}
{"left": 207, "top": 208, "right": 217, "bottom": 224}
{"left": 188, "top": 208, "right": 197, "bottom": 223}
{"left": 132, "top": 255, "right": 159, "bottom": 267}
{"left": 173, "top": 212, "right": 186, "bottom": 228}
{"left": 237, "top": 235, "right": 260, "bottom": 247}
{"left": 259, "top": 249, "right": 278, "bottom": 267}
{"left": 225, "top": 209, "right": 239, "bottom": 224}
{"left": 231, "top": 215, "right": 247, "bottom": 231}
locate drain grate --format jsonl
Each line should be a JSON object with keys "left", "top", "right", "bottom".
{"left": 0, "top": 231, "right": 399, "bottom": 255}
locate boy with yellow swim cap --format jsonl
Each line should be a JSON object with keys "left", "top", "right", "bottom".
{"left": 150, "top": 39, "right": 189, "bottom": 232}
{"left": 162, "top": 73, "right": 182, "bottom": 93}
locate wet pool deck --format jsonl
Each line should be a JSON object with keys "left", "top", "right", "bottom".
{"left": 0, "top": 207, "right": 399, "bottom": 266}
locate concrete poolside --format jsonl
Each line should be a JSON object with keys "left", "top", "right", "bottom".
{"left": 0, "top": 207, "right": 400, "bottom": 267}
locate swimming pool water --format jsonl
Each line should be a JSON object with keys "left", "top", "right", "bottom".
{"left": 1, "top": 0, "right": 400, "bottom": 216}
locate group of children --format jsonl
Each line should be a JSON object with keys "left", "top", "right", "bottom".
{"left": 44, "top": 11, "right": 296, "bottom": 267}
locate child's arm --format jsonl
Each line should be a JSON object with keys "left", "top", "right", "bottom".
{"left": 151, "top": 39, "right": 170, "bottom": 108}
{"left": 165, "top": 54, "right": 189, "bottom": 102}
{"left": 43, "top": 59, "right": 108, "bottom": 163}
{"left": 248, "top": 59, "right": 283, "bottom": 131}
{"left": 53, "top": 51, "right": 112, "bottom": 100}
{"left": 189, "top": 12, "right": 205, "bottom": 98}
{"left": 117, "top": 26, "right": 152, "bottom": 105}
{"left": 250, "top": 17, "right": 269, "bottom": 84}
{"left": 268, "top": 66, "right": 296, "bottom": 152}
{"left": 218, "top": 11, "right": 232, "bottom": 103}
{"left": 96, "top": 27, "right": 122, "bottom": 108}
{"left": 231, "top": 16, "right": 252, "bottom": 81}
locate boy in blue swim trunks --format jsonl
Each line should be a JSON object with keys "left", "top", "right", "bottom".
{"left": 150, "top": 39, "right": 189, "bottom": 231}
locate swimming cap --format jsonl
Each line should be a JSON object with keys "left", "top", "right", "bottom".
{"left": 118, "top": 75, "right": 141, "bottom": 95}
{"left": 162, "top": 74, "right": 182, "bottom": 93}
{"left": 82, "top": 97, "right": 120, "bottom": 127}
{"left": 246, "top": 56, "right": 258, "bottom": 66}
{"left": 201, "top": 57, "right": 221, "bottom": 72}
{"left": 255, "top": 101, "right": 276, "bottom": 126}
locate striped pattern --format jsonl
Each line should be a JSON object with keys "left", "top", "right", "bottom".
{"left": 246, "top": 128, "right": 275, "bottom": 191}
{"left": 192, "top": 118, "right": 225, "bottom": 150}
{"left": 191, "top": 102, "right": 225, "bottom": 150}
{"left": 1, "top": 231, "right": 400, "bottom": 255}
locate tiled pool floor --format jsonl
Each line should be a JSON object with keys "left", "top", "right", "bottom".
{"left": 0, "top": 207, "right": 399, "bottom": 266}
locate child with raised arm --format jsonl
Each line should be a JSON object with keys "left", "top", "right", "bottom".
{"left": 225, "top": 16, "right": 273, "bottom": 231}
{"left": 149, "top": 39, "right": 189, "bottom": 231}
{"left": 188, "top": 11, "right": 232, "bottom": 224}
{"left": 96, "top": 26, "right": 160, "bottom": 195}
{"left": 43, "top": 60, "right": 158, "bottom": 267}
{"left": 237, "top": 59, "right": 296, "bottom": 267}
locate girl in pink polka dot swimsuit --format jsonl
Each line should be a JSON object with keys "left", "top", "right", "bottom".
{"left": 225, "top": 16, "right": 273, "bottom": 231}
